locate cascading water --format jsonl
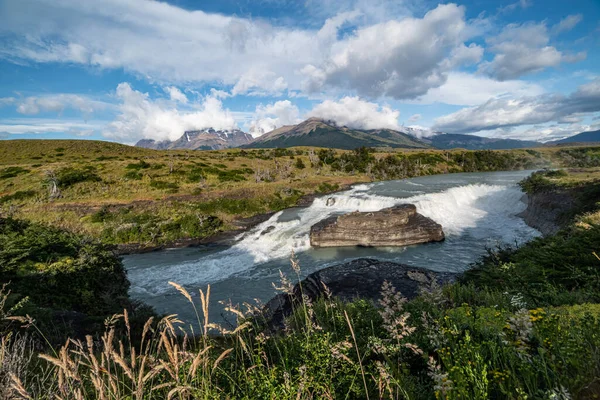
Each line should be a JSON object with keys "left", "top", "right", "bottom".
{"left": 124, "top": 170, "right": 540, "bottom": 324}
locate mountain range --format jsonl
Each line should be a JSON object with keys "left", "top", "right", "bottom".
{"left": 551, "top": 130, "right": 600, "bottom": 144}
{"left": 135, "top": 119, "right": 600, "bottom": 151}
{"left": 136, "top": 128, "right": 252, "bottom": 150}
{"left": 244, "top": 118, "right": 429, "bottom": 150}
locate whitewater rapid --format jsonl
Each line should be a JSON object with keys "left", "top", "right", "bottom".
{"left": 126, "top": 171, "right": 539, "bottom": 299}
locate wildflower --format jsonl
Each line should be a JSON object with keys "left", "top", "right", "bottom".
{"left": 427, "top": 356, "right": 453, "bottom": 399}
{"left": 546, "top": 386, "right": 572, "bottom": 400}
{"left": 331, "top": 341, "right": 353, "bottom": 364}
{"left": 509, "top": 293, "right": 527, "bottom": 309}
{"left": 378, "top": 281, "right": 420, "bottom": 354}
{"left": 421, "top": 312, "right": 446, "bottom": 349}
{"left": 508, "top": 309, "right": 533, "bottom": 358}
{"left": 419, "top": 275, "right": 445, "bottom": 306}
{"left": 272, "top": 270, "right": 294, "bottom": 294}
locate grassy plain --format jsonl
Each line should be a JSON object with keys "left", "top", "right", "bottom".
{"left": 1, "top": 139, "right": 599, "bottom": 249}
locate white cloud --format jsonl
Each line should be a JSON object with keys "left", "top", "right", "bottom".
{"left": 0, "top": 118, "right": 105, "bottom": 135}
{"left": 0, "top": 0, "right": 487, "bottom": 100}
{"left": 0, "top": 0, "right": 320, "bottom": 95}
{"left": 0, "top": 94, "right": 109, "bottom": 116}
{"left": 480, "top": 22, "right": 586, "bottom": 80}
{"left": 408, "top": 114, "right": 422, "bottom": 123}
{"left": 308, "top": 96, "right": 400, "bottom": 130}
{"left": 551, "top": 14, "right": 583, "bottom": 35}
{"left": 302, "top": 4, "right": 480, "bottom": 99}
{"left": 417, "top": 72, "right": 545, "bottom": 106}
{"left": 231, "top": 69, "right": 288, "bottom": 97}
{"left": 103, "top": 83, "right": 238, "bottom": 142}
{"left": 433, "top": 78, "right": 600, "bottom": 134}
{"left": 497, "top": 0, "right": 531, "bottom": 14}
{"left": 248, "top": 100, "right": 301, "bottom": 137}
{"left": 164, "top": 87, "right": 188, "bottom": 104}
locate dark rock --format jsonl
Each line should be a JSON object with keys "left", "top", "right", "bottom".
{"left": 262, "top": 258, "right": 456, "bottom": 329}
{"left": 310, "top": 204, "right": 445, "bottom": 247}
{"left": 518, "top": 190, "right": 575, "bottom": 235}
{"left": 260, "top": 225, "right": 276, "bottom": 236}
{"left": 326, "top": 197, "right": 336, "bottom": 206}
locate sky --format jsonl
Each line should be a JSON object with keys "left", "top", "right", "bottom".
{"left": 0, "top": 0, "right": 599, "bottom": 144}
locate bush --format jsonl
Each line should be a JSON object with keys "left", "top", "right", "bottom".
{"left": 0, "top": 217, "right": 130, "bottom": 317}
{"left": 125, "top": 160, "right": 151, "bottom": 170}
{"left": 56, "top": 166, "right": 101, "bottom": 188}
{"left": 124, "top": 170, "right": 143, "bottom": 180}
{"left": 0, "top": 167, "right": 29, "bottom": 180}
{"left": 149, "top": 180, "right": 179, "bottom": 193}
{"left": 0, "top": 190, "right": 36, "bottom": 204}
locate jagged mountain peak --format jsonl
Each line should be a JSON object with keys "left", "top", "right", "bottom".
{"left": 136, "top": 127, "right": 252, "bottom": 150}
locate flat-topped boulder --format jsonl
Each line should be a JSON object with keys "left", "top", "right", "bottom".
{"left": 310, "top": 204, "right": 444, "bottom": 248}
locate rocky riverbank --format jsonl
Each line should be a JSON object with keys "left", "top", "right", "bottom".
{"left": 518, "top": 190, "right": 575, "bottom": 235}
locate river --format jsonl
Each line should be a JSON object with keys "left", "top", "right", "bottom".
{"left": 123, "top": 170, "right": 540, "bottom": 327}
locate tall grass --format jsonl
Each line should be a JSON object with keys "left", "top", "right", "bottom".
{"left": 3, "top": 252, "right": 600, "bottom": 399}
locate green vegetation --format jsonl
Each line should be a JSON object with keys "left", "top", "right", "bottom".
{"left": 1, "top": 167, "right": 600, "bottom": 398}
{"left": 0, "top": 166, "right": 30, "bottom": 180}
{"left": 56, "top": 166, "right": 102, "bottom": 189}
{"left": 0, "top": 139, "right": 599, "bottom": 251}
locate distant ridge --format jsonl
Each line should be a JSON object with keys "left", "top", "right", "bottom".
{"left": 423, "top": 133, "right": 542, "bottom": 150}
{"left": 136, "top": 128, "right": 252, "bottom": 150}
{"left": 551, "top": 130, "right": 600, "bottom": 145}
{"left": 245, "top": 118, "right": 430, "bottom": 150}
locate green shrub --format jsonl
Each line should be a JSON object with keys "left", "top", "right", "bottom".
{"left": 149, "top": 180, "right": 179, "bottom": 193}
{"left": 0, "top": 217, "right": 130, "bottom": 317}
{"left": 124, "top": 170, "right": 143, "bottom": 180}
{"left": 0, "top": 166, "right": 30, "bottom": 180}
{"left": 125, "top": 160, "right": 151, "bottom": 170}
{"left": 0, "top": 190, "right": 37, "bottom": 204}
{"left": 56, "top": 166, "right": 101, "bottom": 188}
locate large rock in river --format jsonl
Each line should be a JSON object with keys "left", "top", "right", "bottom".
{"left": 262, "top": 258, "right": 456, "bottom": 329}
{"left": 310, "top": 204, "right": 444, "bottom": 247}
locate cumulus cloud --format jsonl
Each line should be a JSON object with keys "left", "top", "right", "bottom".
{"left": 308, "top": 97, "right": 400, "bottom": 130}
{"left": 103, "top": 83, "right": 238, "bottom": 142}
{"left": 0, "top": 0, "right": 320, "bottom": 95}
{"left": 231, "top": 70, "right": 288, "bottom": 97}
{"left": 302, "top": 4, "right": 479, "bottom": 99}
{"left": 432, "top": 78, "right": 600, "bottom": 134}
{"left": 248, "top": 100, "right": 301, "bottom": 137}
{"left": 480, "top": 22, "right": 586, "bottom": 80}
{"left": 0, "top": 0, "right": 486, "bottom": 100}
{"left": 164, "top": 87, "right": 188, "bottom": 104}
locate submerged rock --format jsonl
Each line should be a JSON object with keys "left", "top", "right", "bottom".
{"left": 262, "top": 258, "right": 456, "bottom": 329}
{"left": 260, "top": 225, "right": 276, "bottom": 236}
{"left": 309, "top": 204, "right": 444, "bottom": 248}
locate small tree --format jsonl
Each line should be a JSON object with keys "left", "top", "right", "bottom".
{"left": 295, "top": 158, "right": 306, "bottom": 169}
{"left": 45, "top": 170, "right": 61, "bottom": 200}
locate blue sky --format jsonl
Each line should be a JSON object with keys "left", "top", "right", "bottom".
{"left": 0, "top": 0, "right": 598, "bottom": 144}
